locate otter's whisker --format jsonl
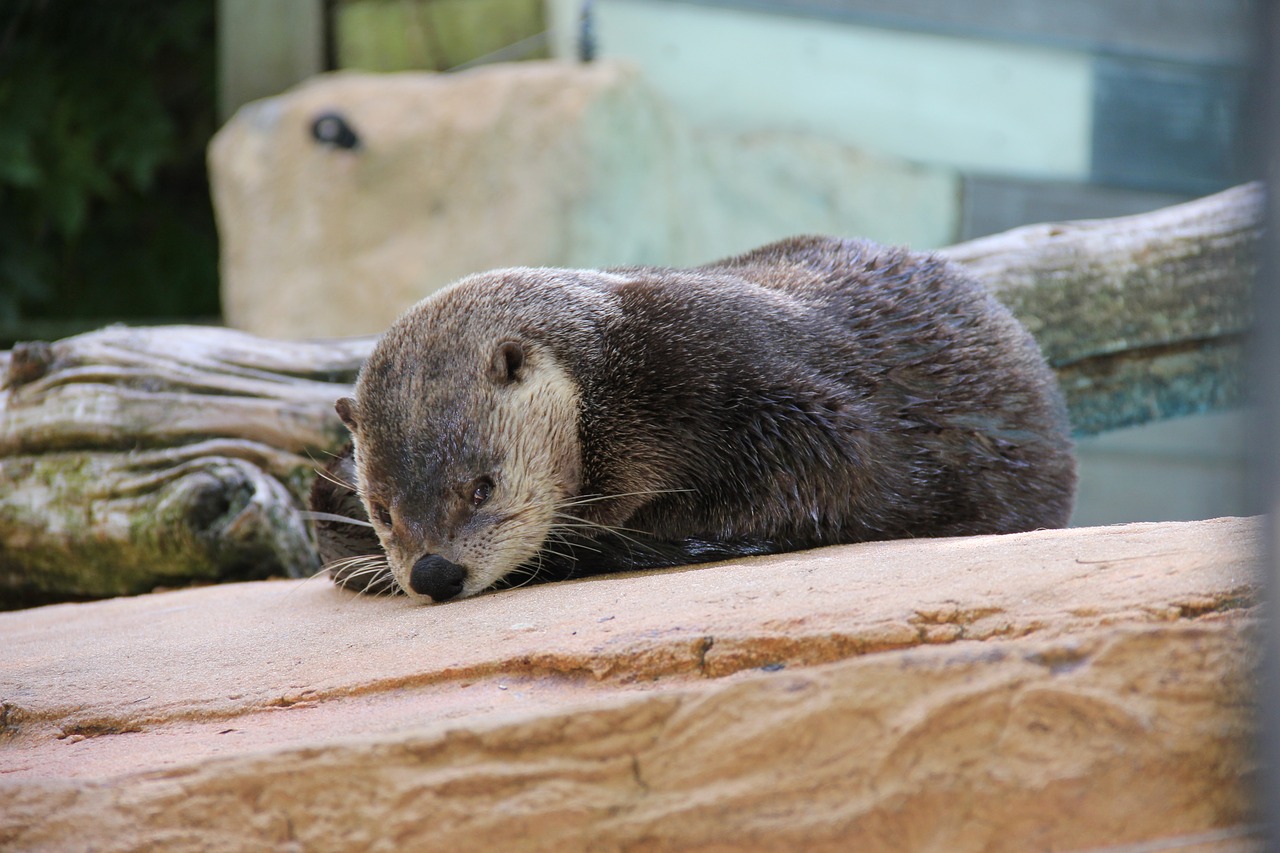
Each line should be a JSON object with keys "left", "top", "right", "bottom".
{"left": 551, "top": 512, "right": 653, "bottom": 535}
{"left": 538, "top": 544, "right": 582, "bottom": 563}
{"left": 551, "top": 515, "right": 654, "bottom": 550}
{"left": 301, "top": 510, "right": 375, "bottom": 528}
{"left": 322, "top": 555, "right": 384, "bottom": 573}
{"left": 501, "top": 562, "right": 543, "bottom": 591}
{"left": 555, "top": 487, "right": 693, "bottom": 508}
{"left": 317, "top": 547, "right": 399, "bottom": 598}
{"left": 284, "top": 553, "right": 383, "bottom": 600}
{"left": 308, "top": 456, "right": 359, "bottom": 492}
{"left": 347, "top": 570, "right": 400, "bottom": 599}
{"left": 542, "top": 532, "right": 604, "bottom": 557}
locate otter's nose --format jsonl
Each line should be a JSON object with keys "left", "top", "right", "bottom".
{"left": 410, "top": 554, "right": 467, "bottom": 601}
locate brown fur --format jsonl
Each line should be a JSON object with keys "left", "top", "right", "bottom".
{"left": 329, "top": 236, "right": 1077, "bottom": 603}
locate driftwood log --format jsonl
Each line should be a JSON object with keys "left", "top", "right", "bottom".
{"left": 0, "top": 332, "right": 372, "bottom": 605}
{"left": 939, "top": 182, "right": 1258, "bottom": 434}
{"left": 0, "top": 184, "right": 1260, "bottom": 606}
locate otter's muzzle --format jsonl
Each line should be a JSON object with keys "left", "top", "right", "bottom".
{"left": 410, "top": 554, "right": 467, "bottom": 601}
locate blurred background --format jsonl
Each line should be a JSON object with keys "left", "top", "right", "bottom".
{"left": 0, "top": 0, "right": 1265, "bottom": 527}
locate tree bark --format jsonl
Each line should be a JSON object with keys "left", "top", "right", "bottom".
{"left": 0, "top": 184, "right": 1260, "bottom": 604}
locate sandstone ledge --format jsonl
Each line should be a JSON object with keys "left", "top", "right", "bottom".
{"left": 0, "top": 517, "right": 1263, "bottom": 852}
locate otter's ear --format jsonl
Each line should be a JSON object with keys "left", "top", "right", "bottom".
{"left": 490, "top": 340, "right": 525, "bottom": 384}
{"left": 335, "top": 397, "right": 360, "bottom": 431}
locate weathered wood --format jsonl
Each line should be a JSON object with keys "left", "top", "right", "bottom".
{"left": 0, "top": 327, "right": 372, "bottom": 606}
{"left": 0, "top": 185, "right": 1260, "bottom": 604}
{"left": 0, "top": 440, "right": 320, "bottom": 606}
{"left": 0, "top": 325, "right": 371, "bottom": 455}
{"left": 941, "top": 181, "right": 1259, "bottom": 433}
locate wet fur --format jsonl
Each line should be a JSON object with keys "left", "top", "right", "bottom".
{"left": 320, "top": 236, "right": 1077, "bottom": 601}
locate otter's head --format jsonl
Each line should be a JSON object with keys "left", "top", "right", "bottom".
{"left": 336, "top": 288, "right": 584, "bottom": 603}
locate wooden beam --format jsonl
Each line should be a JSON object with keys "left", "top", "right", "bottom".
{"left": 217, "top": 0, "right": 325, "bottom": 121}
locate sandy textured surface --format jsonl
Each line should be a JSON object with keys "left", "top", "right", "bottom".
{"left": 0, "top": 517, "right": 1263, "bottom": 851}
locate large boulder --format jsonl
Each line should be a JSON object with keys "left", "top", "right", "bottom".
{"left": 210, "top": 60, "right": 956, "bottom": 338}
{"left": 0, "top": 516, "right": 1261, "bottom": 851}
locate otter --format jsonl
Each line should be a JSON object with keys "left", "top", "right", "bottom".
{"left": 321, "top": 236, "right": 1076, "bottom": 603}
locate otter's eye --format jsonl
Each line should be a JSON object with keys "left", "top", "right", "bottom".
{"left": 370, "top": 501, "right": 392, "bottom": 527}
{"left": 471, "top": 477, "right": 494, "bottom": 508}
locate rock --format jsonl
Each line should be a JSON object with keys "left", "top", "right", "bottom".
{"left": 211, "top": 61, "right": 675, "bottom": 338}
{"left": 210, "top": 60, "right": 957, "bottom": 339}
{"left": 0, "top": 517, "right": 1261, "bottom": 851}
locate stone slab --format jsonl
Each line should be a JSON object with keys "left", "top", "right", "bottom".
{"left": 0, "top": 517, "right": 1262, "bottom": 851}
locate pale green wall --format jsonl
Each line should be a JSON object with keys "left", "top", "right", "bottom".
{"left": 551, "top": 0, "right": 1092, "bottom": 178}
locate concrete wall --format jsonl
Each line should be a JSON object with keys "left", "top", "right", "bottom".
{"left": 1071, "top": 411, "right": 1248, "bottom": 527}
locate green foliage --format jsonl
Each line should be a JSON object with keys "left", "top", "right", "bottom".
{"left": 0, "top": 0, "right": 219, "bottom": 339}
